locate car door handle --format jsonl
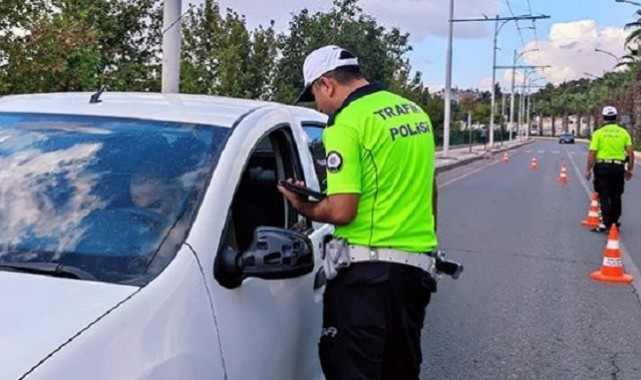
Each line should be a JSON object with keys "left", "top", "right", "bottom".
{"left": 314, "top": 267, "right": 326, "bottom": 290}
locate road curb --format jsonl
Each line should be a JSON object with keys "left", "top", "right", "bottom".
{"left": 436, "top": 140, "right": 535, "bottom": 174}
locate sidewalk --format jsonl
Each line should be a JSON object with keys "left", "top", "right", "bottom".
{"left": 436, "top": 139, "right": 534, "bottom": 173}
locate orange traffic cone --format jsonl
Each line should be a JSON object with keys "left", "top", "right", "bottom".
{"left": 557, "top": 163, "right": 569, "bottom": 184}
{"left": 590, "top": 225, "right": 633, "bottom": 283}
{"left": 501, "top": 152, "right": 509, "bottom": 164}
{"left": 581, "top": 193, "right": 601, "bottom": 227}
{"left": 530, "top": 157, "right": 538, "bottom": 171}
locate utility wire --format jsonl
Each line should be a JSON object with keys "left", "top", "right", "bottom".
{"left": 527, "top": 0, "right": 546, "bottom": 76}
{"left": 525, "top": 0, "right": 543, "bottom": 66}
{"left": 162, "top": 3, "right": 195, "bottom": 35}
{"left": 506, "top": 0, "right": 526, "bottom": 46}
{"left": 469, "top": 0, "right": 490, "bottom": 18}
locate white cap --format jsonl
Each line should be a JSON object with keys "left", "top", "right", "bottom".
{"left": 602, "top": 106, "right": 617, "bottom": 116}
{"left": 295, "top": 45, "right": 359, "bottom": 103}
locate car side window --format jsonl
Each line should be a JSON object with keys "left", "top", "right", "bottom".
{"left": 222, "top": 126, "right": 311, "bottom": 253}
{"left": 302, "top": 124, "right": 327, "bottom": 192}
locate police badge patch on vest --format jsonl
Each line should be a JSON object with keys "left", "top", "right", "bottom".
{"left": 327, "top": 151, "right": 343, "bottom": 173}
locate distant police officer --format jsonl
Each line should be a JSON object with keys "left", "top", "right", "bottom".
{"left": 585, "top": 105, "right": 634, "bottom": 233}
{"left": 277, "top": 45, "right": 438, "bottom": 380}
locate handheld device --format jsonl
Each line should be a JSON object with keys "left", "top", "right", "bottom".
{"left": 431, "top": 250, "right": 464, "bottom": 279}
{"left": 278, "top": 180, "right": 326, "bottom": 200}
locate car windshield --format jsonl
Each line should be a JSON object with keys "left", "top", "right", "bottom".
{"left": 0, "top": 112, "right": 229, "bottom": 285}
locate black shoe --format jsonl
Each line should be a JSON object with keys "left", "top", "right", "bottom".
{"left": 591, "top": 226, "right": 607, "bottom": 233}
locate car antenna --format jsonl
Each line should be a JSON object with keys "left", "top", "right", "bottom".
{"left": 89, "top": 85, "right": 108, "bottom": 104}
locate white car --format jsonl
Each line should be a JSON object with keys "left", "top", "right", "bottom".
{"left": 0, "top": 92, "right": 332, "bottom": 380}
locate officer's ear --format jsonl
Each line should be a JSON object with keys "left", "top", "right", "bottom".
{"left": 316, "top": 76, "right": 337, "bottom": 98}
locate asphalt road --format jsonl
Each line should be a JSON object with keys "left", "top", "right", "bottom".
{"left": 421, "top": 140, "right": 641, "bottom": 380}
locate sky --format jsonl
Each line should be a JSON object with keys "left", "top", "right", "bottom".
{"left": 205, "top": 0, "right": 639, "bottom": 93}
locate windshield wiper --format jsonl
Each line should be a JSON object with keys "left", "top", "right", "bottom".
{"left": 0, "top": 262, "right": 96, "bottom": 280}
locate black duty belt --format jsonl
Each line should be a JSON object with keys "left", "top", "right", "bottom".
{"left": 596, "top": 159, "right": 624, "bottom": 165}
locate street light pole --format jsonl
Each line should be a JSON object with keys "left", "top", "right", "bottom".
{"left": 509, "top": 52, "right": 517, "bottom": 142}
{"left": 523, "top": 76, "right": 545, "bottom": 137}
{"left": 524, "top": 73, "right": 538, "bottom": 138}
{"left": 162, "top": 0, "right": 182, "bottom": 93}
{"left": 500, "top": 90, "right": 506, "bottom": 145}
{"left": 509, "top": 48, "right": 539, "bottom": 142}
{"left": 449, "top": 13, "right": 549, "bottom": 149}
{"left": 443, "top": 0, "right": 454, "bottom": 158}
{"left": 519, "top": 70, "right": 527, "bottom": 139}
{"left": 488, "top": 16, "right": 499, "bottom": 148}
{"left": 525, "top": 90, "right": 532, "bottom": 138}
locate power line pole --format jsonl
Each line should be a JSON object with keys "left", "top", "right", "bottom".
{"left": 450, "top": 14, "right": 550, "bottom": 148}
{"left": 495, "top": 63, "right": 549, "bottom": 140}
{"left": 508, "top": 48, "right": 538, "bottom": 141}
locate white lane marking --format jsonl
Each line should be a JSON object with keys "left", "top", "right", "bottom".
{"left": 566, "top": 146, "right": 641, "bottom": 294}
{"left": 524, "top": 149, "right": 532, "bottom": 153}
{"left": 440, "top": 160, "right": 501, "bottom": 188}
{"left": 537, "top": 150, "right": 545, "bottom": 153}
{"left": 552, "top": 151, "right": 560, "bottom": 154}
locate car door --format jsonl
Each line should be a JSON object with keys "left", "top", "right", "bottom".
{"left": 192, "top": 107, "right": 329, "bottom": 380}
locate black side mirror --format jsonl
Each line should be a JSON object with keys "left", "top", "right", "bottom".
{"left": 215, "top": 226, "right": 314, "bottom": 289}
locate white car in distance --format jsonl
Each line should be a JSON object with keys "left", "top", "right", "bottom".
{"left": 0, "top": 92, "right": 332, "bottom": 380}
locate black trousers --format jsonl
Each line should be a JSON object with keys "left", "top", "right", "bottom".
{"left": 593, "top": 163, "right": 625, "bottom": 228}
{"left": 319, "top": 262, "right": 436, "bottom": 380}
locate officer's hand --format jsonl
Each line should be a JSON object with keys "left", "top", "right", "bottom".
{"left": 277, "top": 178, "right": 307, "bottom": 208}
{"left": 585, "top": 170, "right": 592, "bottom": 181}
{"left": 625, "top": 170, "right": 633, "bottom": 181}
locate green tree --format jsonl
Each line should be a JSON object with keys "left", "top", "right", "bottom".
{"left": 248, "top": 21, "right": 278, "bottom": 100}
{"left": 181, "top": 0, "right": 224, "bottom": 95}
{"left": 215, "top": 10, "right": 253, "bottom": 97}
{"left": 273, "top": 0, "right": 412, "bottom": 103}
{"left": 0, "top": 0, "right": 162, "bottom": 94}
{"left": 1, "top": 15, "right": 101, "bottom": 93}
{"left": 181, "top": 1, "right": 277, "bottom": 98}
{"left": 0, "top": 0, "right": 51, "bottom": 30}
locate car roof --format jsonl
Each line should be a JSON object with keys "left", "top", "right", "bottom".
{"left": 0, "top": 92, "right": 327, "bottom": 128}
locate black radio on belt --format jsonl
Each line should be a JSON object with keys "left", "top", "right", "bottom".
{"left": 430, "top": 250, "right": 464, "bottom": 279}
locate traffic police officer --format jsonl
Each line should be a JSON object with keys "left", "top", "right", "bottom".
{"left": 278, "top": 45, "right": 438, "bottom": 380}
{"left": 585, "top": 105, "right": 634, "bottom": 232}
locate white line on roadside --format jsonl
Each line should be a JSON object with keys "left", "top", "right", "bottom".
{"left": 565, "top": 146, "right": 641, "bottom": 294}
{"left": 537, "top": 150, "right": 545, "bottom": 153}
{"left": 440, "top": 160, "right": 501, "bottom": 188}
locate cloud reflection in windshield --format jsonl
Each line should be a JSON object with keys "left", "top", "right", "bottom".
{"left": 0, "top": 140, "right": 105, "bottom": 259}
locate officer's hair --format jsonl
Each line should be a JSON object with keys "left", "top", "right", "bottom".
{"left": 604, "top": 115, "right": 617, "bottom": 122}
{"left": 323, "top": 65, "right": 364, "bottom": 85}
